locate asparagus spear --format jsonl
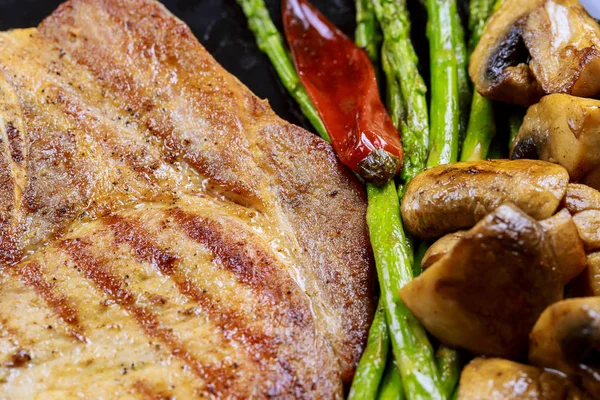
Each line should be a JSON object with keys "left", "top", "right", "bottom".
{"left": 378, "top": 360, "right": 405, "bottom": 400}
{"left": 349, "top": 300, "right": 390, "bottom": 400}
{"left": 436, "top": 347, "right": 461, "bottom": 396}
{"left": 425, "top": 0, "right": 461, "bottom": 167}
{"left": 239, "top": 2, "right": 444, "bottom": 397}
{"left": 366, "top": 11, "right": 443, "bottom": 400}
{"left": 467, "top": 0, "right": 497, "bottom": 52}
{"left": 412, "top": 241, "right": 428, "bottom": 277}
{"left": 452, "top": 7, "right": 471, "bottom": 148}
{"left": 373, "top": 0, "right": 429, "bottom": 185}
{"left": 356, "top": 0, "right": 383, "bottom": 66}
{"left": 236, "top": 0, "right": 330, "bottom": 142}
{"left": 382, "top": 43, "right": 404, "bottom": 130}
{"left": 376, "top": 3, "right": 449, "bottom": 399}
{"left": 367, "top": 182, "right": 445, "bottom": 400}
{"left": 461, "top": 92, "right": 495, "bottom": 161}
{"left": 460, "top": 0, "right": 501, "bottom": 161}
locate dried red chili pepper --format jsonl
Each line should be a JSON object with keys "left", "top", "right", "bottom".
{"left": 282, "top": 0, "right": 403, "bottom": 184}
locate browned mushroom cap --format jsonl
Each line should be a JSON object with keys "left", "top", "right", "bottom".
{"left": 573, "top": 210, "right": 600, "bottom": 252}
{"left": 401, "top": 159, "right": 569, "bottom": 240}
{"left": 421, "top": 232, "right": 466, "bottom": 270}
{"left": 470, "top": 0, "right": 600, "bottom": 106}
{"left": 539, "top": 209, "right": 587, "bottom": 283}
{"left": 563, "top": 184, "right": 600, "bottom": 214}
{"left": 511, "top": 95, "right": 600, "bottom": 183}
{"left": 469, "top": 0, "right": 544, "bottom": 106}
{"left": 524, "top": 0, "right": 600, "bottom": 98}
{"left": 458, "top": 358, "right": 590, "bottom": 400}
{"left": 399, "top": 203, "right": 565, "bottom": 358}
{"left": 530, "top": 297, "right": 600, "bottom": 398}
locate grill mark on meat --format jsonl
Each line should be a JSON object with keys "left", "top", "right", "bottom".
{"left": 133, "top": 381, "right": 172, "bottom": 400}
{"left": 5, "top": 122, "right": 23, "bottom": 165}
{"left": 170, "top": 208, "right": 297, "bottom": 308}
{"left": 60, "top": 238, "right": 236, "bottom": 396}
{"left": 17, "top": 262, "right": 86, "bottom": 342}
{"left": 105, "top": 214, "right": 276, "bottom": 360}
{"left": 0, "top": 234, "right": 21, "bottom": 267}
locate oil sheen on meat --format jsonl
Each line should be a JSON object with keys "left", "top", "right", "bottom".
{"left": 0, "top": 0, "right": 375, "bottom": 398}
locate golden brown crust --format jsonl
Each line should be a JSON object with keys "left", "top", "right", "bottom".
{"left": 0, "top": 0, "right": 374, "bottom": 396}
{"left": 401, "top": 159, "right": 569, "bottom": 240}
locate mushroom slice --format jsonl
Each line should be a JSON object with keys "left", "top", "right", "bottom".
{"left": 563, "top": 184, "right": 600, "bottom": 214}
{"left": 458, "top": 358, "right": 589, "bottom": 400}
{"left": 421, "top": 232, "right": 465, "bottom": 270}
{"left": 469, "top": 0, "right": 544, "bottom": 106}
{"left": 511, "top": 94, "right": 600, "bottom": 183}
{"left": 530, "top": 297, "right": 600, "bottom": 398}
{"left": 573, "top": 210, "right": 600, "bottom": 252}
{"left": 399, "top": 204, "right": 564, "bottom": 358}
{"left": 524, "top": 0, "right": 600, "bottom": 98}
{"left": 539, "top": 209, "right": 587, "bottom": 283}
{"left": 470, "top": 0, "right": 600, "bottom": 106}
{"left": 401, "top": 159, "right": 569, "bottom": 240}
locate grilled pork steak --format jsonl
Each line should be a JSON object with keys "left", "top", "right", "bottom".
{"left": 0, "top": 0, "right": 374, "bottom": 398}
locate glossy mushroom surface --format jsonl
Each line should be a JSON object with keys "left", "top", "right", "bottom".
{"left": 458, "top": 358, "right": 590, "bottom": 400}
{"left": 400, "top": 204, "right": 571, "bottom": 358}
{"left": 511, "top": 94, "right": 600, "bottom": 186}
{"left": 530, "top": 297, "right": 600, "bottom": 398}
{"left": 401, "top": 159, "right": 569, "bottom": 240}
{"left": 470, "top": 0, "right": 600, "bottom": 106}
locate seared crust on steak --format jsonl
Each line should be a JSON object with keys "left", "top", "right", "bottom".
{"left": 0, "top": 1, "right": 374, "bottom": 397}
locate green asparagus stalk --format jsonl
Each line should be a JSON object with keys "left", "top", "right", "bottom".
{"left": 451, "top": 388, "right": 460, "bottom": 400}
{"left": 373, "top": 0, "right": 429, "bottom": 185}
{"left": 239, "top": 2, "right": 444, "bottom": 398}
{"left": 467, "top": 0, "right": 497, "bottom": 52}
{"left": 376, "top": 3, "right": 448, "bottom": 399}
{"left": 461, "top": 92, "right": 495, "bottom": 161}
{"left": 436, "top": 347, "right": 461, "bottom": 396}
{"left": 236, "top": 0, "right": 330, "bottom": 142}
{"left": 382, "top": 44, "right": 404, "bottom": 130}
{"left": 412, "top": 241, "right": 428, "bottom": 277}
{"left": 367, "top": 182, "right": 445, "bottom": 400}
{"left": 378, "top": 360, "right": 405, "bottom": 400}
{"left": 452, "top": 7, "right": 471, "bottom": 148}
{"left": 460, "top": 0, "right": 499, "bottom": 161}
{"left": 349, "top": 299, "right": 390, "bottom": 400}
{"left": 366, "top": 12, "right": 443, "bottom": 399}
{"left": 425, "top": 0, "right": 461, "bottom": 167}
{"left": 356, "top": 0, "right": 383, "bottom": 66}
